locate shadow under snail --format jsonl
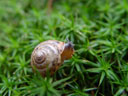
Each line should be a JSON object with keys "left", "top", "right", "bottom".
{"left": 31, "top": 40, "right": 74, "bottom": 77}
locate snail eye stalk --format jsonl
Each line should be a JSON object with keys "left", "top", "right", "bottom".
{"left": 65, "top": 42, "right": 74, "bottom": 50}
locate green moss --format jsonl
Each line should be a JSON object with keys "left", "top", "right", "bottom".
{"left": 0, "top": 0, "right": 128, "bottom": 95}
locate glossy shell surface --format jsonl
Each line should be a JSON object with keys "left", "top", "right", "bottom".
{"left": 31, "top": 40, "right": 74, "bottom": 77}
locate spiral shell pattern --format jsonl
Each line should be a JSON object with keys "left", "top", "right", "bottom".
{"left": 31, "top": 40, "right": 65, "bottom": 76}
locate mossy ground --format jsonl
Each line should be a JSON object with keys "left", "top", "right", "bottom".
{"left": 0, "top": 0, "right": 128, "bottom": 96}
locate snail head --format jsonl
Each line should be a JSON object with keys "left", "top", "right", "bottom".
{"left": 61, "top": 40, "right": 74, "bottom": 60}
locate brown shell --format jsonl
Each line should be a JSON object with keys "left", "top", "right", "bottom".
{"left": 31, "top": 40, "right": 74, "bottom": 77}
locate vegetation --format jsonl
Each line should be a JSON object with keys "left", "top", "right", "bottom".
{"left": 0, "top": 0, "right": 128, "bottom": 96}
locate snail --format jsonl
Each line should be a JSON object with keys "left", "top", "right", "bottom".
{"left": 31, "top": 40, "right": 74, "bottom": 77}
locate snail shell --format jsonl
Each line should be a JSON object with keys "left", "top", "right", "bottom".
{"left": 31, "top": 40, "right": 74, "bottom": 77}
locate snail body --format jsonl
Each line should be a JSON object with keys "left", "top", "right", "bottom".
{"left": 31, "top": 40, "right": 74, "bottom": 77}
